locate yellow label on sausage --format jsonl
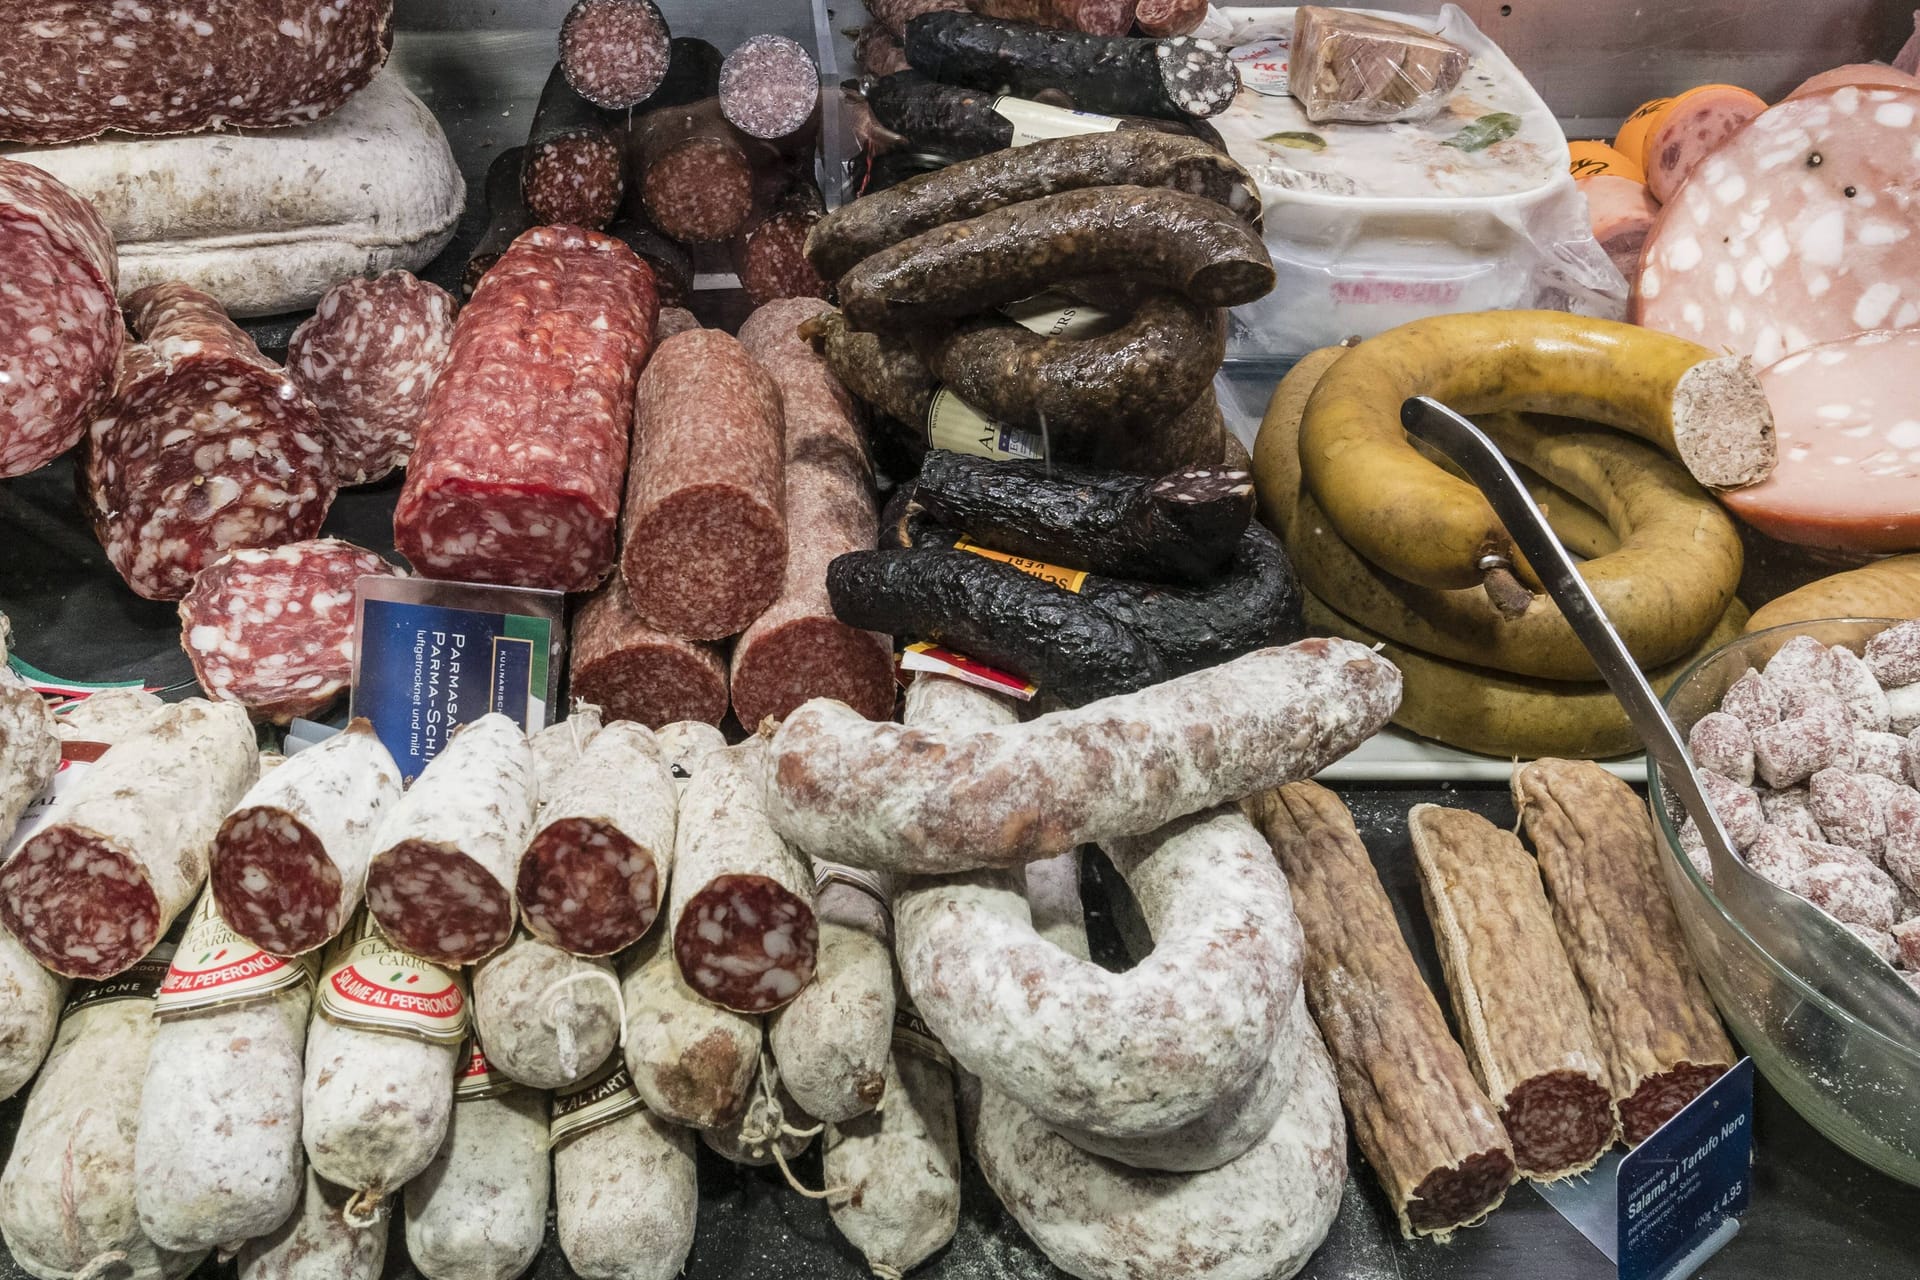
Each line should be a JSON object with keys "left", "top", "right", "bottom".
{"left": 1567, "top": 140, "right": 1645, "bottom": 183}
{"left": 953, "top": 537, "right": 1088, "bottom": 593}
{"left": 1611, "top": 96, "right": 1672, "bottom": 170}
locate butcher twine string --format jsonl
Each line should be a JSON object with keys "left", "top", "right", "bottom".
{"left": 743, "top": 1050, "right": 846, "bottom": 1201}
{"left": 540, "top": 967, "right": 629, "bottom": 1077}
{"left": 344, "top": 1186, "right": 388, "bottom": 1229}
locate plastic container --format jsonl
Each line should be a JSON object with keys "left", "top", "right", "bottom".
{"left": 1649, "top": 618, "right": 1920, "bottom": 1188}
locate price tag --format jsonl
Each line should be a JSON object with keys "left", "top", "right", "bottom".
{"left": 1616, "top": 1059, "right": 1753, "bottom": 1280}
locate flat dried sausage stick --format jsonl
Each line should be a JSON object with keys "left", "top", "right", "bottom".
{"left": 619, "top": 929, "right": 760, "bottom": 1127}
{"left": 1512, "top": 760, "right": 1735, "bottom": 1145}
{"left": 82, "top": 283, "right": 335, "bottom": 601}
{"left": 768, "top": 861, "right": 895, "bottom": 1123}
{"left": 473, "top": 934, "right": 620, "bottom": 1089}
{"left": 0, "top": 668, "right": 58, "bottom": 848}
{"left": 554, "top": 1098, "right": 699, "bottom": 1280}
{"left": 0, "top": 699, "right": 256, "bottom": 980}
{"left": 236, "top": 1167, "right": 386, "bottom": 1280}
{"left": 561, "top": 0, "right": 674, "bottom": 109}
{"left": 731, "top": 298, "right": 894, "bottom": 729}
{"left": 570, "top": 577, "right": 730, "bottom": 727}
{"left": 179, "top": 539, "right": 402, "bottom": 724}
{"left": 366, "top": 714, "right": 537, "bottom": 965}
{"left": 465, "top": 146, "right": 534, "bottom": 298}
{"left": 520, "top": 720, "right": 679, "bottom": 956}
{"left": 1249, "top": 781, "right": 1518, "bottom": 1238}
{"left": 671, "top": 740, "right": 819, "bottom": 1013}
{"left": 634, "top": 100, "right": 758, "bottom": 243}
{"left": 0, "top": 1, "right": 392, "bottom": 145}
{"left": 0, "top": 159, "right": 120, "bottom": 479}
{"left": 768, "top": 637, "right": 1402, "bottom": 872}
{"left": 404, "top": 1086, "right": 550, "bottom": 1280}
{"left": 286, "top": 271, "right": 458, "bottom": 487}
{"left": 1410, "top": 804, "right": 1619, "bottom": 1180}
{"left": 620, "top": 328, "right": 788, "bottom": 638}
{"left": 396, "top": 225, "right": 659, "bottom": 593}
{"left": 720, "top": 35, "right": 822, "bottom": 142}
{"left": 523, "top": 63, "right": 625, "bottom": 230}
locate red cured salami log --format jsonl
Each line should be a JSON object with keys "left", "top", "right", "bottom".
{"left": 473, "top": 935, "right": 620, "bottom": 1089}
{"left": 730, "top": 181, "right": 831, "bottom": 307}
{"left": 561, "top": 0, "right": 674, "bottom": 110}
{"left": 635, "top": 100, "right": 759, "bottom": 243}
{"left": 0, "top": 699, "right": 256, "bottom": 980}
{"left": 523, "top": 63, "right": 625, "bottom": 230}
{"left": 619, "top": 930, "right": 761, "bottom": 1127}
{"left": 404, "top": 1086, "right": 550, "bottom": 1280}
{"left": 1579, "top": 175, "right": 1659, "bottom": 283}
{"left": 211, "top": 719, "right": 404, "bottom": 958}
{"left": 365, "top": 714, "right": 537, "bottom": 965}
{"left": 237, "top": 1167, "right": 386, "bottom": 1280}
{"left": 554, "top": 1100, "right": 699, "bottom": 1280}
{"left": 767, "top": 862, "right": 895, "bottom": 1123}
{"left": 0, "top": 158, "right": 120, "bottom": 479}
{"left": 720, "top": 35, "right": 822, "bottom": 142}
{"left": 396, "top": 225, "right": 658, "bottom": 593}
{"left": 0, "top": 1, "right": 393, "bottom": 145}
{"left": 179, "top": 539, "right": 401, "bottom": 724}
{"left": 285, "top": 270, "right": 458, "bottom": 487}
{"left": 570, "top": 576, "right": 729, "bottom": 728}
{"left": 1644, "top": 86, "right": 1766, "bottom": 204}
{"left": 621, "top": 328, "right": 788, "bottom": 638}
{"left": 83, "top": 283, "right": 335, "bottom": 601}
{"left": 520, "top": 720, "right": 679, "bottom": 956}
{"left": 1635, "top": 86, "right": 1920, "bottom": 368}
{"left": 670, "top": 740, "right": 819, "bottom": 1014}
{"left": 1719, "top": 329, "right": 1920, "bottom": 553}
{"left": 768, "top": 639, "right": 1402, "bottom": 872}
{"left": 731, "top": 299, "right": 893, "bottom": 728}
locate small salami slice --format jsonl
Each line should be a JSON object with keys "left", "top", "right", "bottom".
{"left": 570, "top": 575, "right": 729, "bottom": 728}
{"left": 523, "top": 63, "right": 626, "bottom": 230}
{"left": 635, "top": 101, "right": 758, "bottom": 243}
{"left": 83, "top": 283, "right": 335, "bottom": 601}
{"left": 669, "top": 741, "right": 819, "bottom": 1014}
{"left": 1134, "top": 0, "right": 1205, "bottom": 37}
{"left": 561, "top": 0, "right": 674, "bottom": 109}
{"left": 730, "top": 180, "right": 831, "bottom": 307}
{"left": 0, "top": 158, "right": 120, "bottom": 479}
{"left": 1644, "top": 85, "right": 1766, "bottom": 204}
{"left": 365, "top": 715, "right": 538, "bottom": 966}
{"left": 286, "top": 271, "right": 458, "bottom": 488}
{"left": 179, "top": 538, "right": 401, "bottom": 724}
{"left": 720, "top": 35, "right": 822, "bottom": 142}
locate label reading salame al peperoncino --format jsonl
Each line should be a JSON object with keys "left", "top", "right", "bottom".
{"left": 154, "top": 889, "right": 317, "bottom": 1018}
{"left": 63, "top": 943, "right": 175, "bottom": 1018}
{"left": 454, "top": 1036, "right": 515, "bottom": 1102}
{"left": 316, "top": 911, "right": 468, "bottom": 1045}
{"left": 991, "top": 96, "right": 1123, "bottom": 146}
{"left": 550, "top": 1055, "right": 647, "bottom": 1146}
{"left": 892, "top": 1002, "right": 954, "bottom": 1073}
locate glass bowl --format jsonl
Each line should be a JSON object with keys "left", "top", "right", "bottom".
{"left": 1648, "top": 618, "right": 1920, "bottom": 1187}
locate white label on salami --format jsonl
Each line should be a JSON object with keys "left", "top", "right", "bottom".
{"left": 316, "top": 912, "right": 468, "bottom": 1045}
{"left": 550, "top": 1056, "right": 646, "bottom": 1146}
{"left": 64, "top": 944, "right": 175, "bottom": 1017}
{"left": 154, "top": 890, "right": 317, "bottom": 1017}
{"left": 454, "top": 1036, "right": 514, "bottom": 1102}
{"left": 814, "top": 864, "right": 892, "bottom": 916}
{"left": 3, "top": 742, "right": 106, "bottom": 858}
{"left": 991, "top": 96, "right": 1124, "bottom": 146}
{"left": 900, "top": 643, "right": 1038, "bottom": 702}
{"left": 1002, "top": 293, "right": 1114, "bottom": 342}
{"left": 1228, "top": 38, "right": 1293, "bottom": 97}
{"left": 926, "top": 389, "right": 1045, "bottom": 460}
{"left": 892, "top": 1003, "right": 954, "bottom": 1073}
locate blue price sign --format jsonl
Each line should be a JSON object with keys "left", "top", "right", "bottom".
{"left": 1616, "top": 1058, "right": 1754, "bottom": 1280}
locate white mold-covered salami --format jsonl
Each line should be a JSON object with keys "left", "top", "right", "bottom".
{"left": 236, "top": 1167, "right": 387, "bottom": 1280}
{"left": 301, "top": 1007, "right": 459, "bottom": 1222}
{"left": 404, "top": 1087, "right": 551, "bottom": 1280}
{"left": 52, "top": 686, "right": 164, "bottom": 744}
{"left": 670, "top": 739, "right": 820, "bottom": 1014}
{"left": 972, "top": 1027, "right": 1348, "bottom": 1280}
{"left": 473, "top": 934, "right": 621, "bottom": 1090}
{"left": 701, "top": 1058, "right": 817, "bottom": 1166}
{"left": 211, "top": 719, "right": 402, "bottom": 958}
{"left": 531, "top": 705, "right": 604, "bottom": 804}
{"left": 768, "top": 640, "right": 1402, "bottom": 872}
{"left": 658, "top": 720, "right": 728, "bottom": 789}
{"left": 366, "top": 713, "right": 537, "bottom": 965}
{"left": 767, "top": 863, "right": 895, "bottom": 1123}
{"left": 554, "top": 1107, "right": 700, "bottom": 1280}
{"left": 0, "top": 928, "right": 65, "bottom": 1103}
{"left": 520, "top": 720, "right": 678, "bottom": 957}
{"left": 0, "top": 697, "right": 256, "bottom": 979}
{"left": 0, "top": 667, "right": 58, "bottom": 844}
{"left": 619, "top": 930, "right": 761, "bottom": 1128}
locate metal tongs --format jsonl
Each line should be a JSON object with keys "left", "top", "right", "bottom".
{"left": 1402, "top": 396, "right": 1920, "bottom": 1042}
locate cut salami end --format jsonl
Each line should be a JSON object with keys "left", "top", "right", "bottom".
{"left": 731, "top": 616, "right": 897, "bottom": 729}
{"left": 365, "top": 840, "right": 517, "bottom": 966}
{"left": 571, "top": 576, "right": 729, "bottom": 727}
{"left": 518, "top": 817, "right": 662, "bottom": 957}
{"left": 1621, "top": 1061, "right": 1727, "bottom": 1146}
{"left": 211, "top": 808, "right": 343, "bottom": 957}
{"left": 672, "top": 872, "right": 820, "bottom": 1013}
{"left": 561, "top": 0, "right": 674, "bottom": 109}
{"left": 642, "top": 136, "right": 756, "bottom": 242}
{"left": 720, "top": 35, "right": 821, "bottom": 141}
{"left": 1406, "top": 1148, "right": 1518, "bottom": 1236}
{"left": 1499, "top": 1068, "right": 1618, "bottom": 1180}
{"left": 0, "top": 829, "right": 161, "bottom": 979}
{"left": 523, "top": 133, "right": 626, "bottom": 230}
{"left": 1721, "top": 328, "right": 1920, "bottom": 552}
{"left": 1671, "top": 354, "right": 1776, "bottom": 489}
{"left": 624, "top": 486, "right": 788, "bottom": 638}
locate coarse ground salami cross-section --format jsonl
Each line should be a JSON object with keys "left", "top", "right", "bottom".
{"left": 286, "top": 271, "right": 458, "bottom": 488}
{"left": 570, "top": 575, "right": 730, "bottom": 728}
{"left": 719, "top": 35, "right": 822, "bottom": 141}
{"left": 522, "top": 63, "right": 626, "bottom": 231}
{"left": 634, "top": 101, "right": 759, "bottom": 244}
{"left": 396, "top": 226, "right": 659, "bottom": 593}
{"left": 0, "top": 158, "right": 120, "bottom": 479}
{"left": 82, "top": 282, "right": 336, "bottom": 601}
{"left": 179, "top": 538, "right": 402, "bottom": 725}
{"left": 561, "top": 0, "right": 673, "bottom": 110}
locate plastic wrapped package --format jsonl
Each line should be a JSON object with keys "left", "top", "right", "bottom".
{"left": 1290, "top": 6, "right": 1469, "bottom": 123}
{"left": 1210, "top": 6, "right": 1624, "bottom": 359}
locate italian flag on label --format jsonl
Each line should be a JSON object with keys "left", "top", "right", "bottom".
{"left": 7, "top": 656, "right": 153, "bottom": 707}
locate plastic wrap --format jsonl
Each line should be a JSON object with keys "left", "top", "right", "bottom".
{"left": 1290, "top": 5, "right": 1468, "bottom": 124}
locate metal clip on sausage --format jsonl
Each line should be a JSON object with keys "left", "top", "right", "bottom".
{"left": 1400, "top": 395, "right": 1920, "bottom": 1044}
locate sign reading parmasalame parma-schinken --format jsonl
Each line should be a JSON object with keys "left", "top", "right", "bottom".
{"left": 351, "top": 576, "right": 564, "bottom": 784}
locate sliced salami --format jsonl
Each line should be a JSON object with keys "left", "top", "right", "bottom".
{"left": 561, "top": 0, "right": 674, "bottom": 109}
{"left": 570, "top": 575, "right": 730, "bottom": 727}
{"left": 1644, "top": 85, "right": 1766, "bottom": 204}
{"left": 473, "top": 934, "right": 620, "bottom": 1089}
{"left": 211, "top": 720, "right": 404, "bottom": 958}
{"left": 404, "top": 1086, "right": 550, "bottom": 1280}
{"left": 236, "top": 1167, "right": 387, "bottom": 1280}
{"left": 179, "top": 539, "right": 401, "bottom": 724}
{"left": 0, "top": 699, "right": 256, "bottom": 980}
{"left": 621, "top": 329, "right": 788, "bottom": 639}
{"left": 1635, "top": 85, "right": 1920, "bottom": 367}
{"left": 522, "top": 63, "right": 625, "bottom": 230}
{"left": 396, "top": 226, "right": 659, "bottom": 593}
{"left": 285, "top": 270, "right": 459, "bottom": 487}
{"left": 82, "top": 283, "right": 335, "bottom": 601}
{"left": 365, "top": 714, "right": 537, "bottom": 966}
{"left": 0, "top": 158, "right": 120, "bottom": 479}
{"left": 719, "top": 35, "right": 822, "bottom": 141}
{"left": 619, "top": 930, "right": 761, "bottom": 1128}
{"left": 731, "top": 181, "right": 831, "bottom": 307}
{"left": 520, "top": 720, "right": 679, "bottom": 957}
{"left": 635, "top": 101, "right": 758, "bottom": 243}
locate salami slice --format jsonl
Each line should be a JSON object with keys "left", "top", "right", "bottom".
{"left": 396, "top": 226, "right": 659, "bottom": 593}
{"left": 473, "top": 935, "right": 620, "bottom": 1088}
{"left": 1644, "top": 85, "right": 1766, "bottom": 204}
{"left": 570, "top": 575, "right": 729, "bottom": 727}
{"left": 720, "top": 35, "right": 822, "bottom": 142}
{"left": 520, "top": 720, "right": 679, "bottom": 957}
{"left": 237, "top": 1168, "right": 386, "bottom": 1280}
{"left": 619, "top": 930, "right": 761, "bottom": 1128}
{"left": 0, "top": 1, "right": 393, "bottom": 145}
{"left": 365, "top": 714, "right": 537, "bottom": 966}
{"left": 0, "top": 158, "right": 120, "bottom": 479}
{"left": 1635, "top": 86, "right": 1920, "bottom": 367}
{"left": 82, "top": 283, "right": 335, "bottom": 601}
{"left": 620, "top": 329, "right": 788, "bottom": 639}
{"left": 179, "top": 539, "right": 401, "bottom": 724}
{"left": 285, "top": 270, "right": 458, "bottom": 487}
{"left": 522, "top": 63, "right": 625, "bottom": 230}
{"left": 0, "top": 699, "right": 256, "bottom": 980}
{"left": 561, "top": 0, "right": 674, "bottom": 110}
{"left": 635, "top": 100, "right": 758, "bottom": 243}
{"left": 211, "top": 720, "right": 403, "bottom": 958}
